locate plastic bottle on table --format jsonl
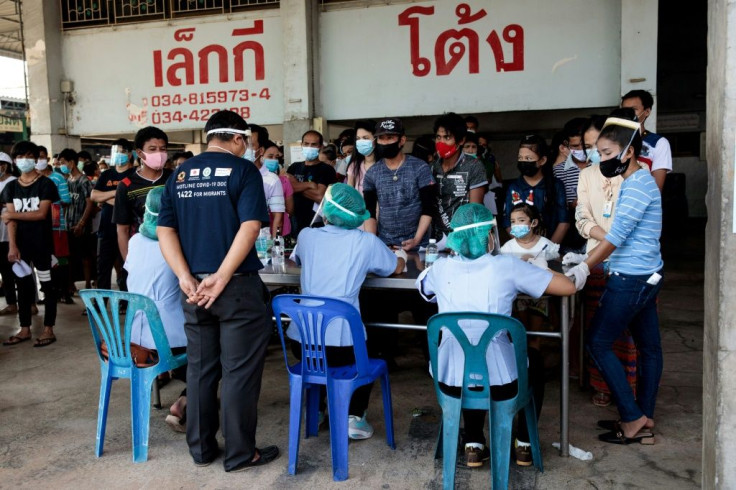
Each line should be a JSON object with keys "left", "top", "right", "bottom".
{"left": 425, "top": 238, "right": 438, "bottom": 268}
{"left": 272, "top": 227, "right": 284, "bottom": 263}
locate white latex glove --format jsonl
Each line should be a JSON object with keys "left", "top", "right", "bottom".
{"left": 562, "top": 252, "right": 588, "bottom": 265}
{"left": 528, "top": 257, "right": 548, "bottom": 270}
{"left": 394, "top": 248, "right": 408, "bottom": 272}
{"left": 565, "top": 262, "right": 590, "bottom": 290}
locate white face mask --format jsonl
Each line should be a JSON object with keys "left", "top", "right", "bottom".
{"left": 35, "top": 159, "right": 49, "bottom": 171}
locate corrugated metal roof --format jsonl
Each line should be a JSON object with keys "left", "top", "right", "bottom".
{"left": 0, "top": 0, "right": 22, "bottom": 60}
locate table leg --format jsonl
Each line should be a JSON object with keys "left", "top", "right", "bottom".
{"left": 560, "top": 295, "right": 569, "bottom": 457}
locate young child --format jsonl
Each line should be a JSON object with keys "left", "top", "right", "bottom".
{"left": 500, "top": 202, "right": 560, "bottom": 349}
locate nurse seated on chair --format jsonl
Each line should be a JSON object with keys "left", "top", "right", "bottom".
{"left": 124, "top": 186, "right": 188, "bottom": 433}
{"left": 289, "top": 183, "right": 406, "bottom": 440}
{"left": 415, "top": 203, "right": 575, "bottom": 469}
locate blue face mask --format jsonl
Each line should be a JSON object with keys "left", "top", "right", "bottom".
{"left": 59, "top": 164, "right": 70, "bottom": 175}
{"left": 264, "top": 159, "right": 280, "bottom": 173}
{"left": 111, "top": 153, "right": 128, "bottom": 166}
{"left": 16, "top": 158, "right": 35, "bottom": 173}
{"left": 344, "top": 154, "right": 352, "bottom": 165}
{"left": 464, "top": 152, "right": 477, "bottom": 158}
{"left": 302, "top": 146, "right": 320, "bottom": 161}
{"left": 244, "top": 148, "right": 256, "bottom": 162}
{"left": 510, "top": 224, "right": 531, "bottom": 239}
{"left": 587, "top": 148, "right": 601, "bottom": 165}
{"left": 355, "top": 140, "right": 374, "bottom": 156}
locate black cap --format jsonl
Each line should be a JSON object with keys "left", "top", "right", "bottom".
{"left": 375, "top": 118, "right": 405, "bottom": 136}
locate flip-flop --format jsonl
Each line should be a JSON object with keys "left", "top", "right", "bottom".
{"left": 3, "top": 335, "right": 31, "bottom": 346}
{"left": 598, "top": 429, "right": 655, "bottom": 445}
{"left": 33, "top": 336, "right": 57, "bottom": 348}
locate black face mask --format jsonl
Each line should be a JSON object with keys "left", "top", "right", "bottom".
{"left": 599, "top": 155, "right": 630, "bottom": 178}
{"left": 517, "top": 160, "right": 539, "bottom": 177}
{"left": 375, "top": 141, "right": 402, "bottom": 160}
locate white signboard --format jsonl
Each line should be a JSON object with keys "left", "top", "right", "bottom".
{"left": 62, "top": 13, "right": 283, "bottom": 135}
{"left": 319, "top": 0, "right": 622, "bottom": 120}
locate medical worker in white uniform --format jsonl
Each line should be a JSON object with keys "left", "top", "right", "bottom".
{"left": 416, "top": 203, "right": 575, "bottom": 468}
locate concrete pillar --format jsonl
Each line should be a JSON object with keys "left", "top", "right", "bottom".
{"left": 280, "top": 0, "right": 317, "bottom": 164}
{"left": 703, "top": 1, "right": 736, "bottom": 488}
{"left": 21, "top": 0, "right": 80, "bottom": 152}
{"left": 620, "top": 0, "right": 659, "bottom": 132}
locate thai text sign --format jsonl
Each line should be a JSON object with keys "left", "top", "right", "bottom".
{"left": 62, "top": 13, "right": 283, "bottom": 134}
{"left": 0, "top": 115, "right": 23, "bottom": 132}
{"left": 319, "top": 0, "right": 621, "bottom": 120}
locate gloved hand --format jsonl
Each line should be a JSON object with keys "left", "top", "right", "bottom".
{"left": 562, "top": 252, "right": 588, "bottom": 265}
{"left": 565, "top": 262, "right": 590, "bottom": 290}
{"left": 528, "top": 257, "right": 548, "bottom": 270}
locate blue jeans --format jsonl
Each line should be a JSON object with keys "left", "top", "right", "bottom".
{"left": 587, "top": 271, "right": 663, "bottom": 422}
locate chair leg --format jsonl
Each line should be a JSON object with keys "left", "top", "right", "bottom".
{"left": 305, "top": 384, "right": 320, "bottom": 438}
{"left": 524, "top": 399, "right": 544, "bottom": 472}
{"left": 379, "top": 371, "right": 396, "bottom": 449}
{"left": 130, "top": 370, "right": 154, "bottom": 463}
{"left": 440, "top": 400, "right": 462, "bottom": 490}
{"left": 152, "top": 378, "right": 161, "bottom": 410}
{"left": 490, "top": 404, "right": 513, "bottom": 490}
{"left": 326, "top": 383, "right": 351, "bottom": 482}
{"left": 288, "top": 377, "right": 305, "bottom": 475}
{"left": 95, "top": 368, "right": 113, "bottom": 457}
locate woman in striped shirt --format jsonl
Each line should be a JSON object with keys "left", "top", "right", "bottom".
{"left": 566, "top": 110, "right": 663, "bottom": 445}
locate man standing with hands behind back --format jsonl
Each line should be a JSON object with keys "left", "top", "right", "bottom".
{"left": 157, "top": 110, "right": 279, "bottom": 472}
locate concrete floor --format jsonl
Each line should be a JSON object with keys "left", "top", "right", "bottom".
{"left": 0, "top": 226, "right": 703, "bottom": 489}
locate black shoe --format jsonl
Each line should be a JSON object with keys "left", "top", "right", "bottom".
{"left": 193, "top": 448, "right": 222, "bottom": 467}
{"left": 226, "top": 446, "right": 280, "bottom": 472}
{"left": 63, "top": 296, "right": 74, "bottom": 305}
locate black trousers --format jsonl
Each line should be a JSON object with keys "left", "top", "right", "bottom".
{"left": 182, "top": 275, "right": 271, "bottom": 471}
{"left": 290, "top": 340, "right": 372, "bottom": 417}
{"left": 16, "top": 247, "right": 55, "bottom": 327}
{"left": 96, "top": 225, "right": 126, "bottom": 291}
{"left": 440, "top": 347, "right": 545, "bottom": 445}
{"left": 0, "top": 242, "right": 17, "bottom": 305}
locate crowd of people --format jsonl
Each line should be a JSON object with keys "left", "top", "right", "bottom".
{"left": 0, "top": 88, "right": 667, "bottom": 474}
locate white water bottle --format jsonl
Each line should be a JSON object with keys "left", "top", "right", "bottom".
{"left": 425, "top": 238, "right": 438, "bottom": 268}
{"left": 272, "top": 227, "right": 284, "bottom": 261}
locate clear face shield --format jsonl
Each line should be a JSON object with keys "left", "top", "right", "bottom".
{"left": 109, "top": 145, "right": 129, "bottom": 166}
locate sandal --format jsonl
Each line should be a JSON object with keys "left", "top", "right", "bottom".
{"left": 598, "top": 429, "right": 655, "bottom": 445}
{"left": 592, "top": 392, "right": 612, "bottom": 407}
{"left": 3, "top": 334, "right": 31, "bottom": 345}
{"left": 0, "top": 305, "right": 18, "bottom": 315}
{"left": 33, "top": 336, "right": 57, "bottom": 348}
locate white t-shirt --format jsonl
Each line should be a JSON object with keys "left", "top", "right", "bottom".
{"left": 640, "top": 132, "right": 673, "bottom": 173}
{"left": 416, "top": 254, "right": 552, "bottom": 387}
{"left": 0, "top": 176, "right": 17, "bottom": 242}
{"left": 259, "top": 163, "right": 285, "bottom": 214}
{"left": 499, "top": 236, "right": 559, "bottom": 261}
{"left": 124, "top": 233, "right": 186, "bottom": 349}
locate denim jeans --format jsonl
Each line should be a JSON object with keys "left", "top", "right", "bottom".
{"left": 587, "top": 270, "right": 663, "bottom": 422}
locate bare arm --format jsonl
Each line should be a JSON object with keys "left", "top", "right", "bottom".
{"left": 584, "top": 239, "right": 617, "bottom": 270}
{"left": 303, "top": 183, "right": 327, "bottom": 203}
{"left": 157, "top": 225, "right": 200, "bottom": 300}
{"left": 4, "top": 200, "right": 52, "bottom": 222}
{"left": 270, "top": 212, "right": 283, "bottom": 237}
{"left": 91, "top": 189, "right": 116, "bottom": 204}
{"left": 117, "top": 224, "right": 130, "bottom": 261}
{"left": 549, "top": 222, "right": 570, "bottom": 244}
{"left": 652, "top": 169, "right": 667, "bottom": 192}
{"left": 73, "top": 197, "right": 95, "bottom": 236}
{"left": 469, "top": 187, "right": 484, "bottom": 204}
{"left": 544, "top": 271, "right": 577, "bottom": 296}
{"left": 393, "top": 257, "right": 406, "bottom": 275}
{"left": 6, "top": 204, "right": 19, "bottom": 262}
{"left": 284, "top": 194, "right": 294, "bottom": 216}
{"left": 402, "top": 214, "right": 432, "bottom": 251}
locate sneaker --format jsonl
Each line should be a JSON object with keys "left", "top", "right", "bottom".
{"left": 348, "top": 411, "right": 374, "bottom": 440}
{"left": 465, "top": 443, "right": 490, "bottom": 468}
{"left": 515, "top": 439, "right": 532, "bottom": 467}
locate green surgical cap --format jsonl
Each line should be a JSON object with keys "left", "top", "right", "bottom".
{"left": 323, "top": 183, "right": 370, "bottom": 230}
{"left": 139, "top": 186, "right": 164, "bottom": 241}
{"left": 446, "top": 203, "right": 495, "bottom": 259}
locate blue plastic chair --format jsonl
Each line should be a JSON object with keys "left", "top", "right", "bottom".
{"left": 272, "top": 294, "right": 396, "bottom": 481}
{"left": 426, "top": 312, "right": 543, "bottom": 490}
{"left": 80, "top": 289, "right": 188, "bottom": 463}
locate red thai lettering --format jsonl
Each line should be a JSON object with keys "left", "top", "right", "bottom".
{"left": 232, "top": 20, "right": 265, "bottom": 82}
{"left": 435, "top": 28, "right": 479, "bottom": 75}
{"left": 174, "top": 28, "right": 196, "bottom": 42}
{"left": 487, "top": 24, "right": 524, "bottom": 72}
{"left": 198, "top": 44, "right": 228, "bottom": 84}
{"left": 398, "top": 5, "right": 434, "bottom": 77}
{"left": 166, "top": 48, "right": 195, "bottom": 86}
{"left": 455, "top": 3, "right": 486, "bottom": 25}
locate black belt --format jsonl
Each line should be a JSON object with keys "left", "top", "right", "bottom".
{"left": 194, "top": 271, "right": 259, "bottom": 280}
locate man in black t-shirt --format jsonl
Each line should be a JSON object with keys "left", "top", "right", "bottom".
{"left": 286, "top": 130, "right": 337, "bottom": 235}
{"left": 1, "top": 141, "right": 60, "bottom": 347}
{"left": 91, "top": 138, "right": 134, "bottom": 291}
{"left": 158, "top": 111, "right": 279, "bottom": 472}
{"left": 113, "top": 126, "right": 172, "bottom": 261}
